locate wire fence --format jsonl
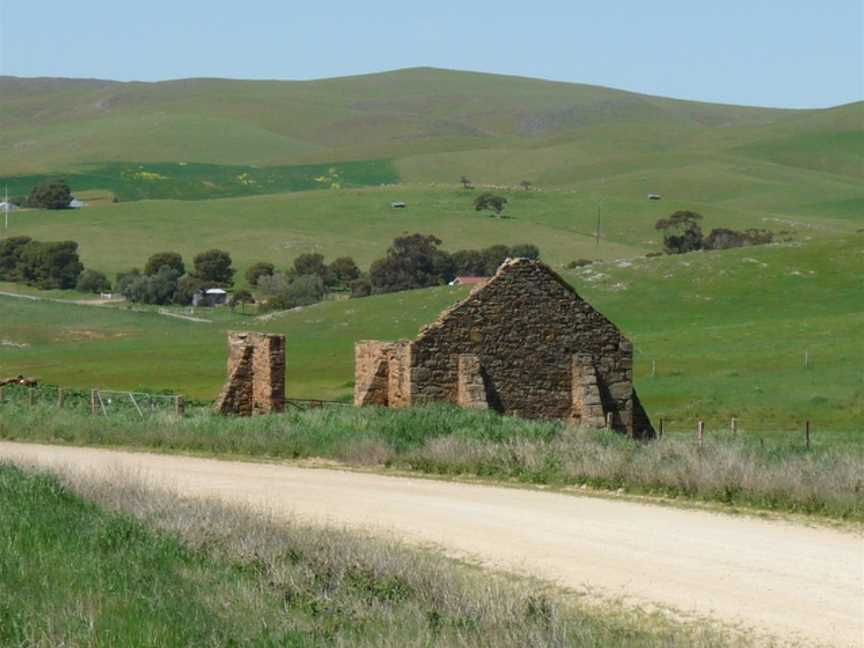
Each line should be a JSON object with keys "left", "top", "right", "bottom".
{"left": 0, "top": 383, "right": 353, "bottom": 419}
{"left": 0, "top": 382, "right": 831, "bottom": 450}
{"left": 0, "top": 383, "right": 184, "bottom": 418}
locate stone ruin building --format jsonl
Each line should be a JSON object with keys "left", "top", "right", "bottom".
{"left": 354, "top": 258, "right": 655, "bottom": 438}
{"left": 216, "top": 331, "right": 285, "bottom": 415}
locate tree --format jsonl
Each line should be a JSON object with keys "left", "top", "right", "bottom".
{"left": 369, "top": 234, "right": 455, "bottom": 294}
{"left": 118, "top": 266, "right": 179, "bottom": 305}
{"left": 25, "top": 179, "right": 72, "bottom": 210}
{"left": 257, "top": 273, "right": 324, "bottom": 311}
{"left": 703, "top": 227, "right": 774, "bottom": 251}
{"left": 460, "top": 176, "right": 473, "bottom": 190}
{"left": 146, "top": 266, "right": 180, "bottom": 304}
{"left": 173, "top": 274, "right": 206, "bottom": 306}
{"left": 230, "top": 288, "right": 254, "bottom": 313}
{"left": 451, "top": 249, "right": 487, "bottom": 276}
{"left": 473, "top": 192, "right": 508, "bottom": 218}
{"left": 191, "top": 249, "right": 235, "bottom": 286}
{"left": 115, "top": 269, "right": 141, "bottom": 298}
{"left": 293, "top": 253, "right": 328, "bottom": 280}
{"left": 76, "top": 269, "right": 111, "bottom": 294}
{"left": 350, "top": 277, "right": 372, "bottom": 298}
{"left": 328, "top": 256, "right": 360, "bottom": 287}
{"left": 245, "top": 261, "right": 275, "bottom": 287}
{"left": 18, "top": 240, "right": 83, "bottom": 289}
{"left": 519, "top": 180, "right": 532, "bottom": 191}
{"left": 655, "top": 210, "right": 704, "bottom": 254}
{"left": 144, "top": 251, "right": 185, "bottom": 276}
{"left": 0, "top": 236, "right": 33, "bottom": 281}
{"left": 509, "top": 243, "right": 540, "bottom": 260}
{"left": 481, "top": 244, "right": 510, "bottom": 275}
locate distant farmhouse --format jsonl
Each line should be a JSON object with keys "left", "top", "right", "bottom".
{"left": 193, "top": 288, "right": 229, "bottom": 307}
{"left": 355, "top": 258, "right": 655, "bottom": 438}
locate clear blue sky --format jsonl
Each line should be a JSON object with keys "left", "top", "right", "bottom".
{"left": 1, "top": 0, "right": 861, "bottom": 108}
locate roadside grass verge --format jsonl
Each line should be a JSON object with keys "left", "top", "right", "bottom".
{"left": 2, "top": 402, "right": 861, "bottom": 521}
{"left": 0, "top": 463, "right": 741, "bottom": 647}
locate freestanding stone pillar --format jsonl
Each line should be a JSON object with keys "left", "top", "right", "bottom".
{"left": 216, "top": 331, "right": 285, "bottom": 415}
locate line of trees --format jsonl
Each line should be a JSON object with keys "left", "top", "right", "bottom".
{"left": 0, "top": 236, "right": 84, "bottom": 289}
{"left": 1, "top": 233, "right": 540, "bottom": 308}
{"left": 248, "top": 253, "right": 360, "bottom": 310}
{"left": 116, "top": 249, "right": 236, "bottom": 306}
{"left": 363, "top": 234, "right": 540, "bottom": 296}
{"left": 656, "top": 210, "right": 774, "bottom": 254}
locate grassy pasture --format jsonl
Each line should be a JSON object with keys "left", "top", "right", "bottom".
{"left": 3, "top": 161, "right": 860, "bottom": 283}
{"left": 1, "top": 236, "right": 861, "bottom": 438}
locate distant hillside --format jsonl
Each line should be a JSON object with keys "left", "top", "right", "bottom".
{"left": 1, "top": 67, "right": 858, "bottom": 178}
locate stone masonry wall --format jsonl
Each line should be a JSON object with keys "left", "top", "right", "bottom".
{"left": 354, "top": 259, "right": 654, "bottom": 438}
{"left": 216, "top": 331, "right": 285, "bottom": 416}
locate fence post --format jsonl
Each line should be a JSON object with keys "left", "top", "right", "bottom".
{"left": 57, "top": 387, "right": 64, "bottom": 408}
{"left": 90, "top": 389, "right": 97, "bottom": 416}
{"left": 605, "top": 412, "right": 613, "bottom": 429}
{"left": 805, "top": 420, "right": 811, "bottom": 450}
{"left": 175, "top": 395, "right": 185, "bottom": 417}
{"left": 28, "top": 387, "right": 35, "bottom": 408}
{"left": 0, "top": 386, "right": 4, "bottom": 403}
{"left": 731, "top": 417, "right": 737, "bottom": 435}
{"left": 658, "top": 417, "right": 663, "bottom": 439}
{"left": 697, "top": 420, "right": 705, "bottom": 448}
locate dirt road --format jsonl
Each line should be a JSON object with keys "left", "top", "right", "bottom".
{"left": 2, "top": 441, "right": 861, "bottom": 646}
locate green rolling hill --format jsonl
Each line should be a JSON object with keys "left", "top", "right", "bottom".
{"left": 1, "top": 67, "right": 860, "bottom": 181}
{"left": 0, "top": 67, "right": 861, "bottom": 435}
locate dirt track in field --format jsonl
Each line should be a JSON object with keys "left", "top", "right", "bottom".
{"left": 2, "top": 441, "right": 861, "bottom": 646}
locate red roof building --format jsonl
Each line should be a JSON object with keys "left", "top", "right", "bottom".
{"left": 449, "top": 276, "right": 489, "bottom": 287}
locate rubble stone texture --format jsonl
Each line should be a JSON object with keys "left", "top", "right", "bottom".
{"left": 216, "top": 331, "right": 285, "bottom": 416}
{"left": 354, "top": 258, "right": 655, "bottom": 438}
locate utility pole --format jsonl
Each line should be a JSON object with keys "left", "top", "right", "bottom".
{"left": 595, "top": 205, "right": 601, "bottom": 246}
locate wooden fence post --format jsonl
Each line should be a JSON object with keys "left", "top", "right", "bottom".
{"left": 0, "top": 386, "right": 4, "bottom": 403}
{"left": 57, "top": 387, "right": 64, "bottom": 408}
{"left": 805, "top": 420, "right": 811, "bottom": 450}
{"left": 28, "top": 387, "right": 35, "bottom": 408}
{"left": 175, "top": 395, "right": 185, "bottom": 417}
{"left": 605, "top": 412, "right": 613, "bottom": 429}
{"left": 90, "top": 389, "right": 98, "bottom": 416}
{"left": 658, "top": 417, "right": 664, "bottom": 439}
{"left": 731, "top": 417, "right": 737, "bottom": 435}
{"left": 697, "top": 420, "right": 705, "bottom": 448}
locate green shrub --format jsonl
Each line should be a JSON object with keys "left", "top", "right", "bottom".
{"left": 75, "top": 269, "right": 111, "bottom": 293}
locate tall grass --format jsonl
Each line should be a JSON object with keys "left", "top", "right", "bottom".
{"left": 2, "top": 402, "right": 862, "bottom": 520}
{"left": 1, "top": 463, "right": 741, "bottom": 647}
